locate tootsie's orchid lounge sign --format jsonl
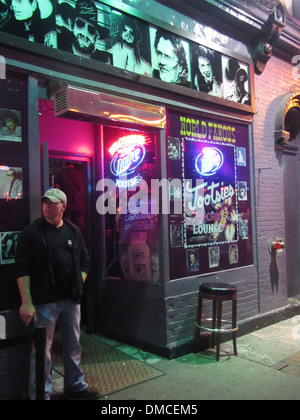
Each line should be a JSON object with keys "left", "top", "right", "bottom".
{"left": 167, "top": 111, "right": 253, "bottom": 278}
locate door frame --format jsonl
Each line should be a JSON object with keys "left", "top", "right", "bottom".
{"left": 43, "top": 145, "right": 97, "bottom": 331}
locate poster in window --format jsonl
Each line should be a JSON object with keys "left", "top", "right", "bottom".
{"left": 237, "top": 147, "right": 246, "bottom": 167}
{"left": 0, "top": 109, "right": 22, "bottom": 143}
{"left": 239, "top": 218, "right": 249, "bottom": 239}
{"left": 229, "top": 244, "right": 239, "bottom": 265}
{"left": 183, "top": 138, "right": 238, "bottom": 247}
{"left": 208, "top": 246, "right": 220, "bottom": 268}
{"left": 170, "top": 223, "right": 183, "bottom": 248}
{"left": 167, "top": 137, "right": 180, "bottom": 160}
{"left": 150, "top": 26, "right": 191, "bottom": 87}
{"left": 0, "top": 231, "right": 20, "bottom": 265}
{"left": 187, "top": 249, "right": 200, "bottom": 274}
{"left": 0, "top": 166, "right": 23, "bottom": 200}
{"left": 167, "top": 112, "right": 253, "bottom": 278}
{"left": 238, "top": 181, "right": 248, "bottom": 201}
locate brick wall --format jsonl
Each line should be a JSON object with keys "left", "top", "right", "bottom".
{"left": 253, "top": 56, "right": 300, "bottom": 313}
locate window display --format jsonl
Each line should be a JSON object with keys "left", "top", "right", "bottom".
{"left": 167, "top": 111, "right": 253, "bottom": 279}
{"left": 0, "top": 75, "right": 29, "bottom": 311}
{"left": 103, "top": 126, "right": 159, "bottom": 283}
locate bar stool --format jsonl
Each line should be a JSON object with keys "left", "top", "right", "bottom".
{"left": 194, "top": 282, "right": 238, "bottom": 361}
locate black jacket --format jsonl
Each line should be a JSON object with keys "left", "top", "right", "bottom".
{"left": 15, "top": 218, "right": 90, "bottom": 305}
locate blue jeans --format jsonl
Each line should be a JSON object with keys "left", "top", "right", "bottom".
{"left": 29, "top": 299, "right": 88, "bottom": 400}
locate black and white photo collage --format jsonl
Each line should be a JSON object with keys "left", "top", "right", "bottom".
{"left": 0, "top": 0, "right": 251, "bottom": 106}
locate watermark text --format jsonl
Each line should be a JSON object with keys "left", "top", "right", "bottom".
{"left": 292, "top": 55, "right": 300, "bottom": 80}
{"left": 0, "top": 55, "right": 6, "bottom": 80}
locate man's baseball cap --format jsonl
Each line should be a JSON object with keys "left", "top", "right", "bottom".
{"left": 41, "top": 188, "right": 67, "bottom": 204}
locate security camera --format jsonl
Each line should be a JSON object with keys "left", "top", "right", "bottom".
{"left": 264, "top": 2, "right": 286, "bottom": 42}
{"left": 273, "top": 3, "right": 286, "bottom": 26}
{"left": 251, "top": 1, "right": 286, "bottom": 75}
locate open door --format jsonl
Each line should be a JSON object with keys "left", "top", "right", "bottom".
{"left": 48, "top": 154, "right": 93, "bottom": 328}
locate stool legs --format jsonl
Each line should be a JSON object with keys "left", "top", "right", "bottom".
{"left": 211, "top": 299, "right": 217, "bottom": 349}
{"left": 195, "top": 293, "right": 238, "bottom": 361}
{"left": 232, "top": 298, "right": 238, "bottom": 356}
{"left": 194, "top": 295, "right": 203, "bottom": 352}
{"left": 215, "top": 300, "right": 222, "bottom": 362}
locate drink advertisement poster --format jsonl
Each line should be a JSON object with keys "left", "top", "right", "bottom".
{"left": 103, "top": 125, "right": 159, "bottom": 283}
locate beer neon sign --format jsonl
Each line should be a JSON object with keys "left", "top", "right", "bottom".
{"left": 0, "top": 166, "right": 10, "bottom": 171}
{"left": 195, "top": 147, "right": 224, "bottom": 176}
{"left": 109, "top": 135, "right": 146, "bottom": 177}
{"left": 109, "top": 135, "right": 146, "bottom": 187}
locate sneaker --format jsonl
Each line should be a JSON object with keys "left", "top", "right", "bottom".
{"left": 66, "top": 387, "right": 100, "bottom": 400}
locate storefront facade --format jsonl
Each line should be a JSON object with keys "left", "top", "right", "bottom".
{"left": 0, "top": 0, "right": 300, "bottom": 357}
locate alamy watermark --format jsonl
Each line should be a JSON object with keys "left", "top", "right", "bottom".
{"left": 291, "top": 315, "right": 300, "bottom": 339}
{"left": 0, "top": 315, "right": 5, "bottom": 339}
{"left": 292, "top": 55, "right": 300, "bottom": 80}
{"left": 0, "top": 55, "right": 6, "bottom": 80}
{"left": 96, "top": 177, "right": 236, "bottom": 237}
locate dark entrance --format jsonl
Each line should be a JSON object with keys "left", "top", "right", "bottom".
{"left": 48, "top": 155, "right": 93, "bottom": 327}
{"left": 281, "top": 97, "right": 300, "bottom": 297}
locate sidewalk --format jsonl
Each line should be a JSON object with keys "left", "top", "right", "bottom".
{"left": 53, "top": 316, "right": 300, "bottom": 400}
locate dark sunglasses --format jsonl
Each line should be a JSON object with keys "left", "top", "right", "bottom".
{"left": 75, "top": 18, "right": 97, "bottom": 36}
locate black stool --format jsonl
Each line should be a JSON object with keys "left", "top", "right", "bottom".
{"left": 195, "top": 282, "right": 238, "bottom": 361}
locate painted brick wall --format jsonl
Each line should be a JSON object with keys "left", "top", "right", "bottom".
{"left": 253, "top": 56, "right": 300, "bottom": 314}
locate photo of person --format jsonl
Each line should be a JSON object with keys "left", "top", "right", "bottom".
{"left": 0, "top": 231, "right": 20, "bottom": 264}
{"left": 109, "top": 14, "right": 151, "bottom": 76}
{"left": 238, "top": 181, "right": 247, "bottom": 201}
{"left": 59, "top": 0, "right": 112, "bottom": 63}
{"left": 150, "top": 27, "right": 190, "bottom": 86}
{"left": 237, "top": 147, "right": 246, "bottom": 167}
{"left": 170, "top": 224, "right": 183, "bottom": 248}
{"left": 208, "top": 246, "right": 220, "bottom": 268}
{"left": 56, "top": 1, "right": 76, "bottom": 50}
{"left": 187, "top": 249, "right": 199, "bottom": 273}
{"left": 0, "top": 0, "right": 10, "bottom": 29}
{"left": 1, "top": 0, "right": 56, "bottom": 46}
{"left": 0, "top": 109, "right": 22, "bottom": 142}
{"left": 0, "top": 167, "right": 23, "bottom": 200}
{"left": 167, "top": 137, "right": 180, "bottom": 160}
{"left": 191, "top": 44, "right": 222, "bottom": 97}
{"left": 239, "top": 219, "right": 249, "bottom": 239}
{"left": 229, "top": 244, "right": 238, "bottom": 265}
{"left": 222, "top": 57, "right": 251, "bottom": 105}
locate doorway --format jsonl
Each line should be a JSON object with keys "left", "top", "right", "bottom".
{"left": 282, "top": 104, "right": 300, "bottom": 297}
{"left": 49, "top": 157, "right": 89, "bottom": 242}
{"left": 48, "top": 154, "right": 93, "bottom": 326}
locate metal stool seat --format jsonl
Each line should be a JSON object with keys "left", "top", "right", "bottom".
{"left": 195, "top": 282, "right": 238, "bottom": 361}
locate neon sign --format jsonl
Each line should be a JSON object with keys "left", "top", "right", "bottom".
{"left": 109, "top": 135, "right": 146, "bottom": 188}
{"left": 195, "top": 147, "right": 224, "bottom": 176}
{"left": 0, "top": 166, "right": 10, "bottom": 171}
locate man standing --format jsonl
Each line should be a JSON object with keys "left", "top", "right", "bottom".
{"left": 15, "top": 188, "right": 99, "bottom": 400}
